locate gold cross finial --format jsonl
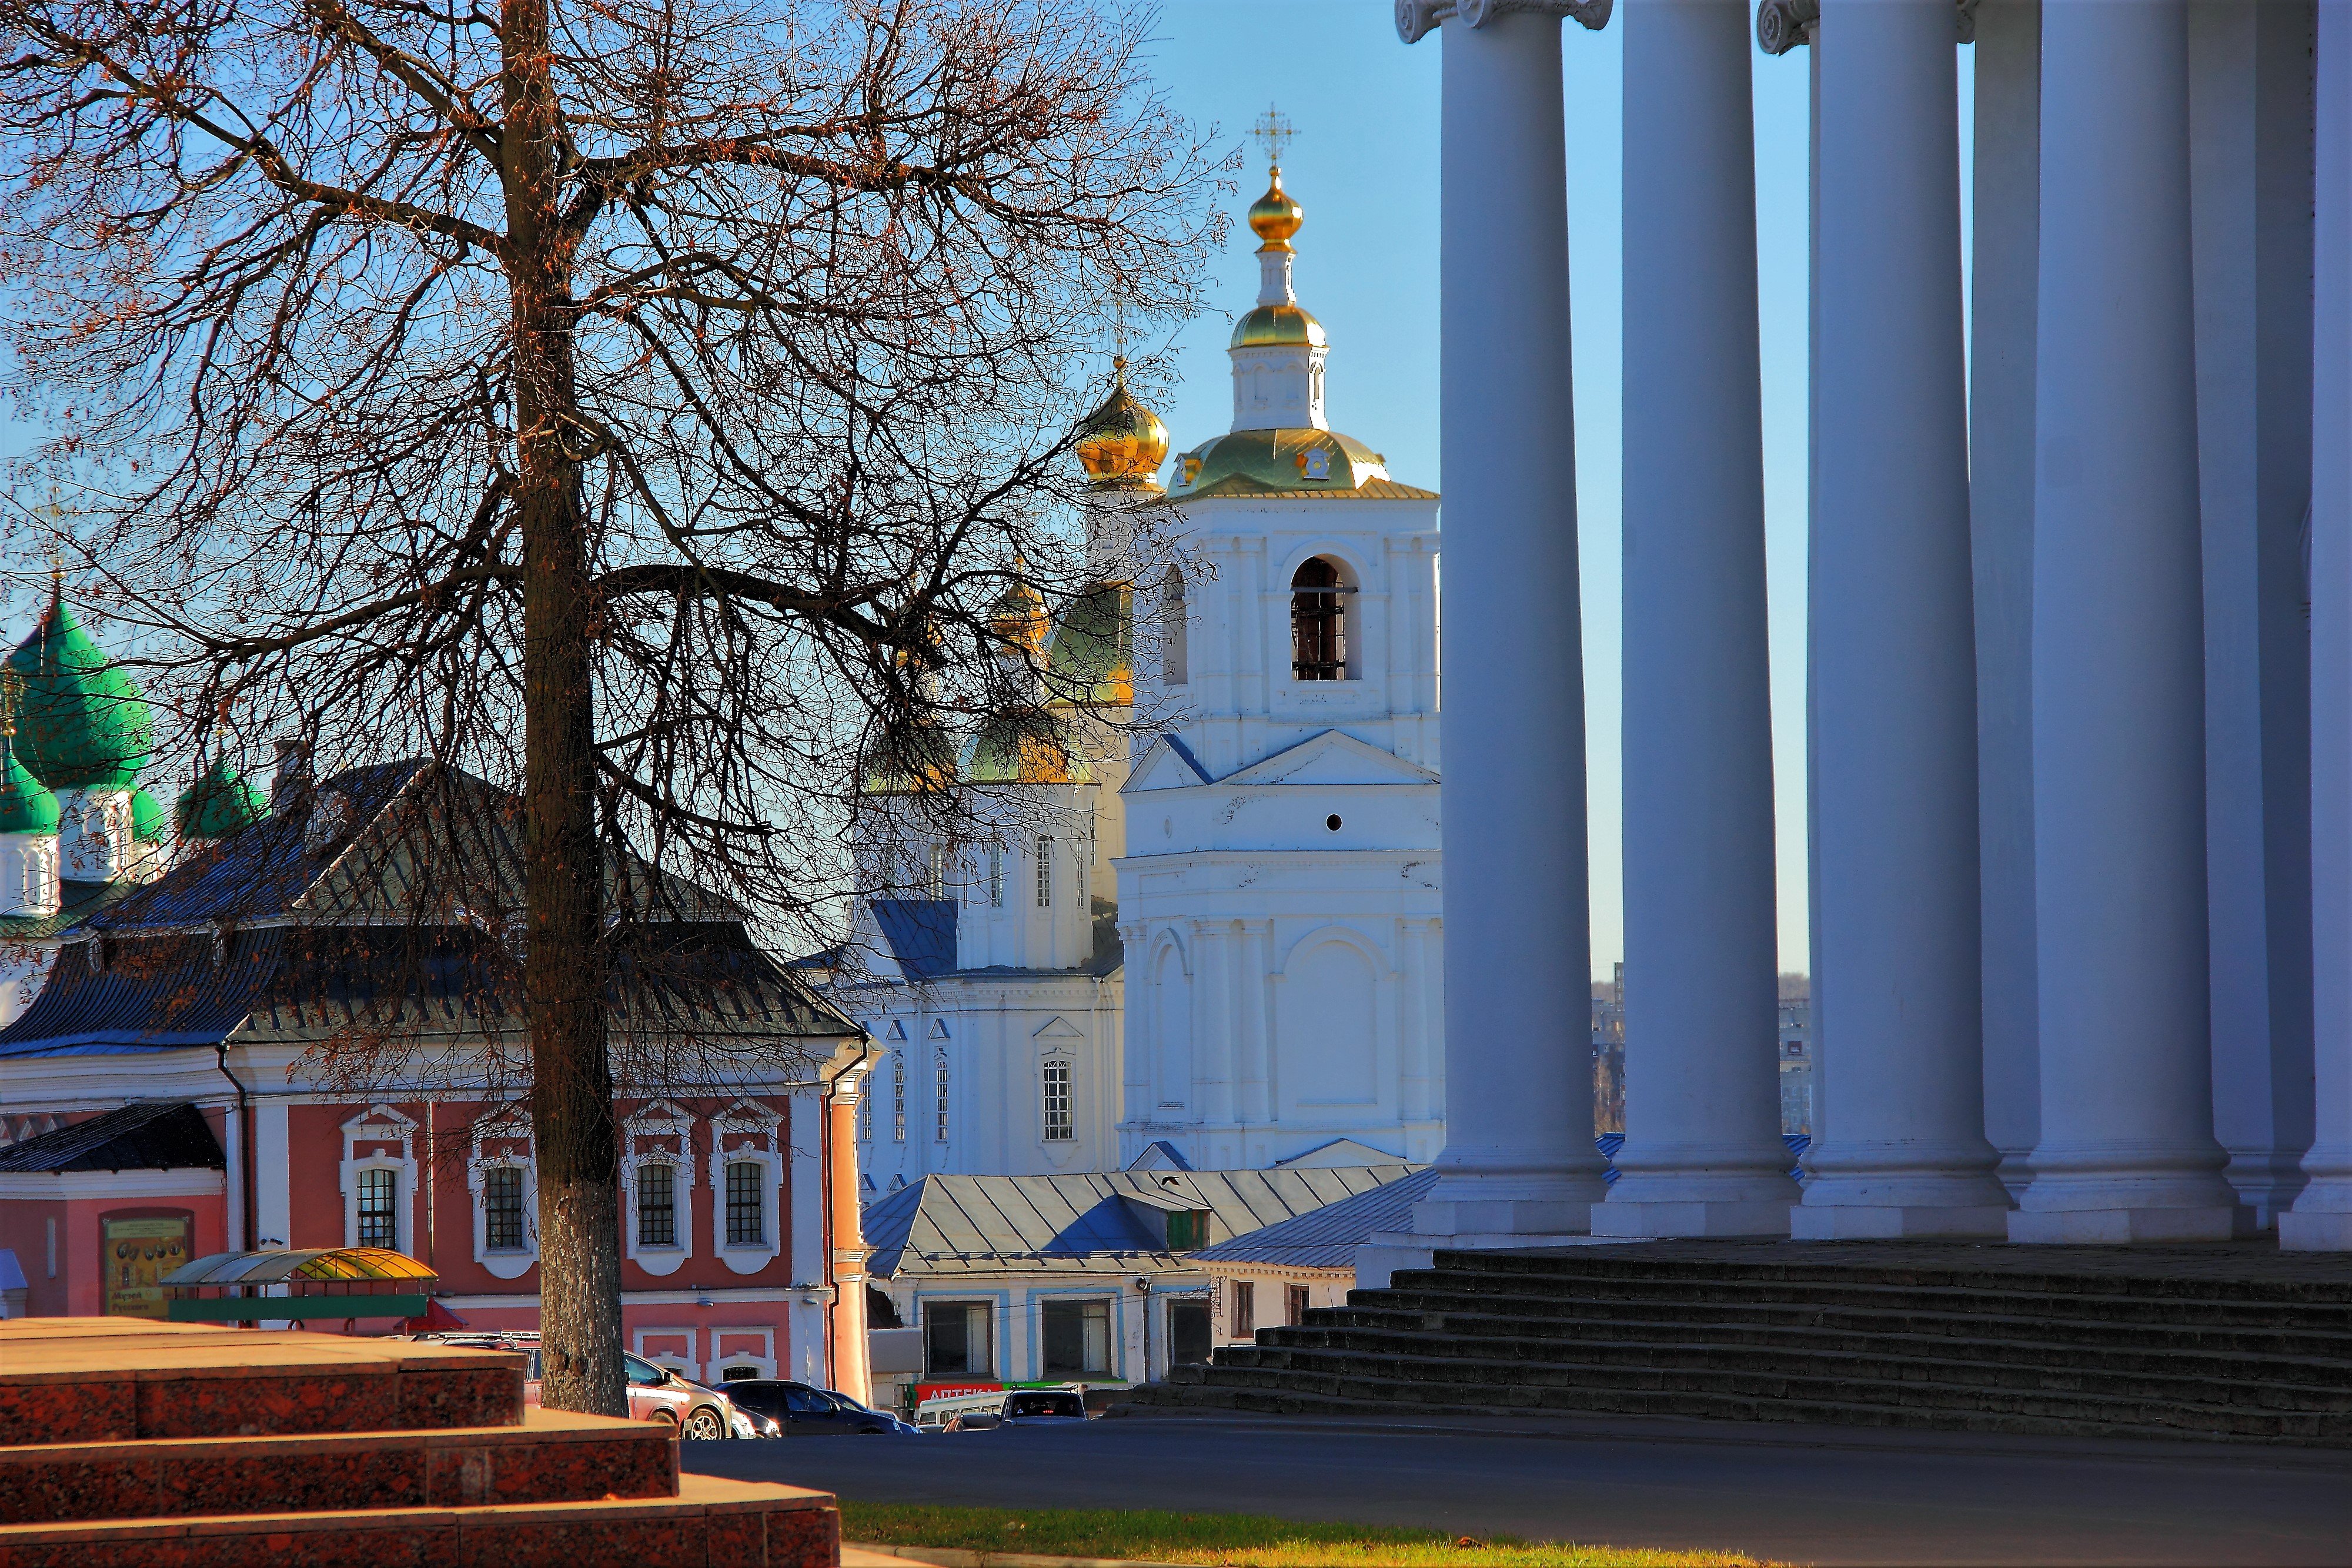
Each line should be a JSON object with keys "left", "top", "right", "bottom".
{"left": 1, "top": 670, "right": 21, "bottom": 742}
{"left": 1252, "top": 104, "right": 1295, "bottom": 170}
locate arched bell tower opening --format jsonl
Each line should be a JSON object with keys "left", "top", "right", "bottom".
{"left": 1289, "top": 556, "right": 1357, "bottom": 681}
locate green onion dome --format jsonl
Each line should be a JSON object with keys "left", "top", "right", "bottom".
{"left": 1044, "top": 584, "right": 1132, "bottom": 708}
{"left": 173, "top": 756, "right": 269, "bottom": 841}
{"left": 858, "top": 723, "right": 959, "bottom": 796}
{"left": 0, "top": 741, "right": 60, "bottom": 836}
{"left": 130, "top": 785, "right": 163, "bottom": 842}
{"left": 5, "top": 593, "right": 152, "bottom": 790}
{"left": 965, "top": 707, "right": 1089, "bottom": 785}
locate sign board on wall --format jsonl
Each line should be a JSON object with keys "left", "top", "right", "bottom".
{"left": 102, "top": 1214, "right": 192, "bottom": 1319}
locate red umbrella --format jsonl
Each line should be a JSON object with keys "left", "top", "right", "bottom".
{"left": 405, "top": 1297, "right": 470, "bottom": 1332}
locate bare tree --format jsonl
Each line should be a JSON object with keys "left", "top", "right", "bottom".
{"left": 0, "top": 0, "right": 1217, "bottom": 1413}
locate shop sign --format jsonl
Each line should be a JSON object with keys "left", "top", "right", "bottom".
{"left": 103, "top": 1215, "right": 192, "bottom": 1319}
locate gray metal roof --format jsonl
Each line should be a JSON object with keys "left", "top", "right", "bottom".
{"left": 863, "top": 1165, "right": 1415, "bottom": 1279}
{"left": 1188, "top": 1166, "right": 1436, "bottom": 1269}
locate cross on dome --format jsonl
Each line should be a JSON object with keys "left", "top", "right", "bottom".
{"left": 1251, "top": 104, "right": 1295, "bottom": 170}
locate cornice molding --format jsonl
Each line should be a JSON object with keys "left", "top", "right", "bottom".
{"left": 1397, "top": 0, "right": 1611, "bottom": 45}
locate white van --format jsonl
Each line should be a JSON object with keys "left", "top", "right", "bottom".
{"left": 914, "top": 1385, "right": 1090, "bottom": 1432}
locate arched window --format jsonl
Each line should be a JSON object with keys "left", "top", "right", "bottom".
{"left": 1161, "top": 567, "right": 1189, "bottom": 686}
{"left": 1290, "top": 557, "right": 1352, "bottom": 681}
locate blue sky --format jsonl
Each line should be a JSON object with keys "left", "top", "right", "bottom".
{"left": 1144, "top": 2, "right": 1976, "bottom": 981}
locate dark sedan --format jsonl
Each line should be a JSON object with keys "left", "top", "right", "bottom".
{"left": 721, "top": 1379, "right": 918, "bottom": 1436}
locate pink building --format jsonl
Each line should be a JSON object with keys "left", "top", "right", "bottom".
{"left": 0, "top": 759, "right": 876, "bottom": 1393}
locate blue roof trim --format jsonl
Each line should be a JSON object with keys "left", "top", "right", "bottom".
{"left": 1161, "top": 734, "right": 1214, "bottom": 784}
{"left": 873, "top": 900, "right": 957, "bottom": 980}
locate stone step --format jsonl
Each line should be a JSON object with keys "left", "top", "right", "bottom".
{"left": 1145, "top": 1378, "right": 2328, "bottom": 1447}
{"left": 0, "top": 1332, "right": 524, "bottom": 1445}
{"left": 1415, "top": 1252, "right": 2352, "bottom": 1307}
{"left": 1289, "top": 1312, "right": 2352, "bottom": 1388}
{"left": 1180, "top": 1354, "right": 2352, "bottom": 1443}
{"left": 0, "top": 1470, "right": 840, "bottom": 1567}
{"left": 1218, "top": 1331, "right": 2352, "bottom": 1413}
{"left": 1327, "top": 1298, "right": 2352, "bottom": 1359}
{"left": 0, "top": 1407, "right": 678, "bottom": 1524}
{"left": 1371, "top": 1274, "right": 2352, "bottom": 1332}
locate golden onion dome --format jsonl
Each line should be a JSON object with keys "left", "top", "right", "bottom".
{"left": 1073, "top": 357, "right": 1169, "bottom": 490}
{"left": 1230, "top": 303, "right": 1327, "bottom": 351}
{"left": 987, "top": 572, "right": 1051, "bottom": 657}
{"left": 1248, "top": 166, "right": 1304, "bottom": 246}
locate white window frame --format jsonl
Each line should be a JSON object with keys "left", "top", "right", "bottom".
{"left": 892, "top": 1050, "right": 907, "bottom": 1143}
{"left": 706, "top": 1326, "right": 777, "bottom": 1382}
{"left": 1035, "top": 835, "right": 1053, "bottom": 908}
{"left": 988, "top": 842, "right": 1004, "bottom": 908}
{"left": 1042, "top": 1055, "right": 1075, "bottom": 1142}
{"left": 467, "top": 1102, "right": 539, "bottom": 1279}
{"left": 934, "top": 1049, "right": 951, "bottom": 1144}
{"left": 707, "top": 1098, "right": 785, "bottom": 1275}
{"left": 622, "top": 1098, "right": 696, "bottom": 1276}
{"left": 634, "top": 1326, "right": 701, "bottom": 1382}
{"left": 339, "top": 1104, "right": 417, "bottom": 1256}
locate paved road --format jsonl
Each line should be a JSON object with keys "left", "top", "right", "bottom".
{"left": 686, "top": 1410, "right": 2352, "bottom": 1567}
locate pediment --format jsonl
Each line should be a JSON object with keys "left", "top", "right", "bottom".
{"left": 1032, "top": 1015, "right": 1086, "bottom": 1041}
{"left": 1221, "top": 729, "right": 1438, "bottom": 788}
{"left": 1122, "top": 734, "right": 1215, "bottom": 794}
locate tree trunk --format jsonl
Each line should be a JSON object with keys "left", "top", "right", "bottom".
{"left": 505, "top": 0, "right": 623, "bottom": 1418}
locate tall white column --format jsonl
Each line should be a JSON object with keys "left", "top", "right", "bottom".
{"left": 1403, "top": 0, "right": 1611, "bottom": 1243}
{"left": 1596, "top": 0, "right": 1794, "bottom": 1239}
{"left": 1793, "top": 0, "right": 2010, "bottom": 1239}
{"left": 2012, "top": 0, "right": 2244, "bottom": 1243}
{"left": 1969, "top": 0, "right": 2044, "bottom": 1201}
{"left": 2283, "top": 0, "right": 2352, "bottom": 1252}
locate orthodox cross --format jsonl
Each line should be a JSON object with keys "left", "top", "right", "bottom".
{"left": 1252, "top": 104, "right": 1295, "bottom": 170}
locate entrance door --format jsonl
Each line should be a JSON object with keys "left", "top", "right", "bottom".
{"left": 1167, "top": 1296, "right": 1211, "bottom": 1368}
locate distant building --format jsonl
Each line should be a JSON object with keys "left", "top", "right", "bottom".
{"left": 1778, "top": 973, "right": 1812, "bottom": 1137}
{"left": 1591, "top": 965, "right": 1625, "bottom": 1135}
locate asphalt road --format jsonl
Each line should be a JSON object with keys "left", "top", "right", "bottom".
{"left": 684, "top": 1410, "right": 2352, "bottom": 1567}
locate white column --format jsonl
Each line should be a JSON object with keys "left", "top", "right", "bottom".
{"left": 2283, "top": 0, "right": 2352, "bottom": 1252}
{"left": 2013, "top": 0, "right": 2243, "bottom": 1242}
{"left": 252, "top": 1096, "right": 291, "bottom": 1249}
{"left": 1405, "top": 0, "right": 1611, "bottom": 1242}
{"left": 1793, "top": 0, "right": 2010, "bottom": 1238}
{"left": 1969, "top": 0, "right": 2043, "bottom": 1200}
{"left": 1596, "top": 0, "right": 1793, "bottom": 1238}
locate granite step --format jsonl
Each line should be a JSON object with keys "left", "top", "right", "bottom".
{"left": 1329, "top": 1297, "right": 2352, "bottom": 1358}
{"left": 1174, "top": 1355, "right": 2352, "bottom": 1442}
{"left": 0, "top": 1470, "right": 841, "bottom": 1567}
{"left": 0, "top": 1407, "right": 677, "bottom": 1524}
{"left": 0, "top": 1330, "right": 524, "bottom": 1444}
{"left": 1274, "top": 1315, "right": 2352, "bottom": 1391}
{"left": 1214, "top": 1333, "right": 2352, "bottom": 1416}
{"left": 1373, "top": 1274, "right": 2352, "bottom": 1332}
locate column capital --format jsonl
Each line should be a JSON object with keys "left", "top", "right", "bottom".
{"left": 1758, "top": 0, "right": 1977, "bottom": 57}
{"left": 1397, "top": 0, "right": 1611, "bottom": 46}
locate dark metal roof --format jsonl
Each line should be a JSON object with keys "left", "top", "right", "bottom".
{"left": 1190, "top": 1167, "right": 1432, "bottom": 1268}
{"left": 0, "top": 928, "right": 288, "bottom": 1059}
{"left": 0, "top": 878, "right": 134, "bottom": 942}
{"left": 863, "top": 1165, "right": 1414, "bottom": 1279}
{"left": 0, "top": 1101, "right": 223, "bottom": 1173}
{"left": 872, "top": 900, "right": 957, "bottom": 980}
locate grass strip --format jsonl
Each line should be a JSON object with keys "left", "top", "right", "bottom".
{"left": 838, "top": 1503, "right": 1775, "bottom": 1567}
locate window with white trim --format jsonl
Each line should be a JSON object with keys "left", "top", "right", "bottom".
{"left": 935, "top": 1052, "right": 950, "bottom": 1143}
{"left": 483, "top": 1166, "right": 527, "bottom": 1251}
{"left": 892, "top": 1051, "right": 907, "bottom": 1142}
{"left": 860, "top": 1091, "right": 873, "bottom": 1142}
{"left": 637, "top": 1162, "right": 677, "bottom": 1246}
{"left": 1043, "top": 1058, "right": 1073, "bottom": 1141}
{"left": 988, "top": 843, "right": 1004, "bottom": 907}
{"left": 356, "top": 1168, "right": 399, "bottom": 1249}
{"left": 725, "top": 1161, "right": 766, "bottom": 1246}
{"left": 1035, "top": 835, "right": 1053, "bottom": 908}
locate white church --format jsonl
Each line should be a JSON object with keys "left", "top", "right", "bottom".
{"left": 833, "top": 151, "right": 1446, "bottom": 1188}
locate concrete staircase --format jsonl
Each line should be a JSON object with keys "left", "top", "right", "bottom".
{"left": 0, "top": 1319, "right": 838, "bottom": 1564}
{"left": 1150, "top": 1243, "right": 2352, "bottom": 1445}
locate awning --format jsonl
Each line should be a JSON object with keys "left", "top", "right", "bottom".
{"left": 161, "top": 1246, "right": 437, "bottom": 1322}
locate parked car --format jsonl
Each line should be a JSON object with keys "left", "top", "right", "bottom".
{"left": 722, "top": 1379, "right": 917, "bottom": 1435}
{"left": 924, "top": 1386, "right": 1090, "bottom": 1433}
{"left": 401, "top": 1331, "right": 761, "bottom": 1439}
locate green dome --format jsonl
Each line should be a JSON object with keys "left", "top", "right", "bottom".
{"left": 130, "top": 786, "right": 165, "bottom": 842}
{"left": 173, "top": 756, "right": 269, "bottom": 841}
{"left": 858, "top": 723, "right": 958, "bottom": 796}
{"left": 0, "top": 743, "right": 60, "bottom": 835}
{"left": 6, "top": 595, "right": 152, "bottom": 790}
{"left": 965, "top": 708, "right": 1089, "bottom": 785}
{"left": 1166, "top": 427, "right": 1389, "bottom": 499}
{"left": 1044, "top": 584, "right": 1132, "bottom": 708}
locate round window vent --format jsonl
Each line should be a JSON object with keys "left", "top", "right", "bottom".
{"left": 1325, "top": 814, "right": 1343, "bottom": 832}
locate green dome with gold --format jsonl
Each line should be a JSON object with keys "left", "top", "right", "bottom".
{"left": 1165, "top": 427, "right": 1391, "bottom": 499}
{"left": 5, "top": 591, "right": 152, "bottom": 790}
{"left": 964, "top": 707, "right": 1090, "bottom": 785}
{"left": 174, "top": 755, "right": 268, "bottom": 841}
{"left": 1044, "top": 584, "right": 1132, "bottom": 708}
{"left": 0, "top": 741, "right": 59, "bottom": 835}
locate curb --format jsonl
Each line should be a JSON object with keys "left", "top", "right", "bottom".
{"left": 846, "top": 1546, "right": 1163, "bottom": 1568}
